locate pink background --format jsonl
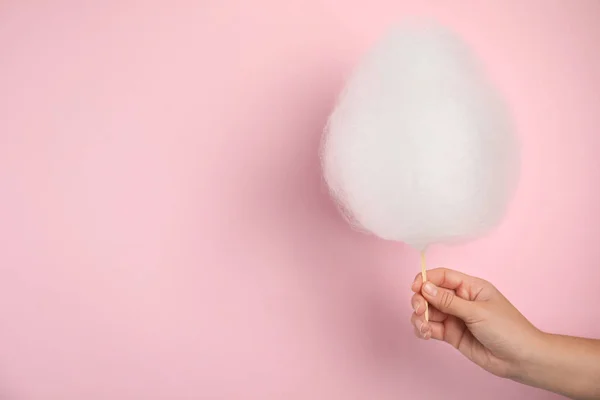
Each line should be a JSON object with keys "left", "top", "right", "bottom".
{"left": 1, "top": 1, "right": 599, "bottom": 399}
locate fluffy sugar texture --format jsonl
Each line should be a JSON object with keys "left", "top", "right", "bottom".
{"left": 321, "top": 24, "right": 519, "bottom": 251}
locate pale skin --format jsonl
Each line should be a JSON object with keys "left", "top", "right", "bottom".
{"left": 410, "top": 268, "right": 600, "bottom": 400}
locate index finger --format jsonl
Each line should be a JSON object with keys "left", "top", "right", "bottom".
{"left": 411, "top": 267, "right": 478, "bottom": 292}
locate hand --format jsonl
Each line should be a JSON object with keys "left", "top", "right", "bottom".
{"left": 410, "top": 268, "right": 543, "bottom": 379}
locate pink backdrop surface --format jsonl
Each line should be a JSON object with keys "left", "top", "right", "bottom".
{"left": 1, "top": 1, "right": 599, "bottom": 399}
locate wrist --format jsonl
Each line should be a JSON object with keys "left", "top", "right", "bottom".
{"left": 508, "top": 328, "right": 551, "bottom": 384}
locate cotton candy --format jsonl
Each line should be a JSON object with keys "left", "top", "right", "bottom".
{"left": 321, "top": 23, "right": 519, "bottom": 251}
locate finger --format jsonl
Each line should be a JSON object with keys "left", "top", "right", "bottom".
{"left": 413, "top": 268, "right": 475, "bottom": 291}
{"left": 411, "top": 314, "right": 444, "bottom": 341}
{"left": 413, "top": 268, "right": 486, "bottom": 301}
{"left": 411, "top": 272, "right": 424, "bottom": 292}
{"left": 427, "top": 321, "right": 445, "bottom": 341}
{"left": 421, "top": 281, "right": 479, "bottom": 321}
{"left": 413, "top": 326, "right": 432, "bottom": 340}
{"left": 411, "top": 294, "right": 448, "bottom": 322}
{"left": 426, "top": 305, "right": 447, "bottom": 322}
{"left": 413, "top": 326, "right": 433, "bottom": 340}
{"left": 411, "top": 293, "right": 425, "bottom": 315}
{"left": 411, "top": 311, "right": 461, "bottom": 344}
{"left": 412, "top": 316, "right": 467, "bottom": 347}
{"left": 442, "top": 315, "right": 471, "bottom": 350}
{"left": 410, "top": 313, "right": 432, "bottom": 340}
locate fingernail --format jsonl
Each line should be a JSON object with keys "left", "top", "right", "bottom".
{"left": 423, "top": 282, "right": 438, "bottom": 296}
{"left": 416, "top": 320, "right": 428, "bottom": 337}
{"left": 413, "top": 301, "right": 421, "bottom": 313}
{"left": 415, "top": 319, "right": 423, "bottom": 334}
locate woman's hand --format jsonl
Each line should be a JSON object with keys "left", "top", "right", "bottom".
{"left": 411, "top": 267, "right": 600, "bottom": 399}
{"left": 410, "top": 268, "right": 542, "bottom": 379}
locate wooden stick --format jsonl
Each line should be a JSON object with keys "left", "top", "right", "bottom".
{"left": 420, "top": 250, "right": 429, "bottom": 321}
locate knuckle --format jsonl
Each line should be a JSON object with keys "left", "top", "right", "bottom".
{"left": 477, "top": 277, "right": 491, "bottom": 287}
{"left": 477, "top": 277, "right": 495, "bottom": 291}
{"left": 457, "top": 286, "right": 470, "bottom": 299}
{"left": 428, "top": 267, "right": 444, "bottom": 276}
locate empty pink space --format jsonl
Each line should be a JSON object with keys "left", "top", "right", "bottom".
{"left": 1, "top": 1, "right": 599, "bottom": 399}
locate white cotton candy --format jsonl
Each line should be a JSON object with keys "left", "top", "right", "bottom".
{"left": 321, "top": 23, "right": 519, "bottom": 251}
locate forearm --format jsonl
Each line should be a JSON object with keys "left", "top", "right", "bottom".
{"left": 515, "top": 332, "right": 600, "bottom": 399}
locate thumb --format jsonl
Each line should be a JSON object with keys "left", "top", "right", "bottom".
{"left": 421, "top": 281, "right": 477, "bottom": 321}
